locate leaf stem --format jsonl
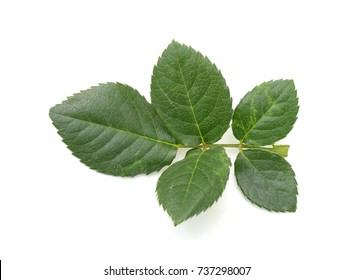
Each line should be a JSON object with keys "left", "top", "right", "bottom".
{"left": 176, "top": 143, "right": 290, "bottom": 157}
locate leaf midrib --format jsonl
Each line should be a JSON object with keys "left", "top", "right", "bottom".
{"left": 176, "top": 150, "right": 204, "bottom": 222}
{"left": 240, "top": 150, "right": 296, "bottom": 212}
{"left": 51, "top": 111, "right": 178, "bottom": 148}
{"left": 241, "top": 151, "right": 278, "bottom": 197}
{"left": 241, "top": 91, "right": 285, "bottom": 142}
{"left": 174, "top": 44, "right": 205, "bottom": 144}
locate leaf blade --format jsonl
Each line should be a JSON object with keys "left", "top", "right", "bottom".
{"left": 157, "top": 147, "right": 231, "bottom": 225}
{"left": 151, "top": 40, "right": 233, "bottom": 146}
{"left": 49, "top": 83, "right": 177, "bottom": 177}
{"left": 232, "top": 79, "right": 299, "bottom": 146}
{"left": 235, "top": 149, "right": 298, "bottom": 212}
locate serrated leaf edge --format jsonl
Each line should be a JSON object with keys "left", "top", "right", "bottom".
{"left": 235, "top": 149, "right": 298, "bottom": 213}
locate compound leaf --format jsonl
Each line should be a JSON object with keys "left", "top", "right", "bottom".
{"left": 235, "top": 149, "right": 298, "bottom": 212}
{"left": 157, "top": 146, "right": 231, "bottom": 225}
{"left": 232, "top": 79, "right": 299, "bottom": 146}
{"left": 49, "top": 83, "right": 177, "bottom": 177}
{"left": 151, "top": 40, "right": 233, "bottom": 146}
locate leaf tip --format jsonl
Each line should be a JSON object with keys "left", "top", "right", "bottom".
{"left": 169, "top": 39, "right": 182, "bottom": 48}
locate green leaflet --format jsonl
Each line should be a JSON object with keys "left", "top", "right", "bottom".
{"left": 232, "top": 79, "right": 299, "bottom": 146}
{"left": 49, "top": 41, "right": 300, "bottom": 226}
{"left": 156, "top": 147, "right": 231, "bottom": 225}
{"left": 49, "top": 83, "right": 177, "bottom": 177}
{"left": 151, "top": 40, "right": 233, "bottom": 146}
{"left": 235, "top": 149, "right": 298, "bottom": 212}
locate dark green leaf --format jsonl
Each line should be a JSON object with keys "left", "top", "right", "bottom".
{"left": 157, "top": 146, "right": 231, "bottom": 225}
{"left": 232, "top": 79, "right": 299, "bottom": 146}
{"left": 151, "top": 40, "right": 233, "bottom": 146}
{"left": 49, "top": 83, "right": 177, "bottom": 177}
{"left": 235, "top": 149, "right": 298, "bottom": 212}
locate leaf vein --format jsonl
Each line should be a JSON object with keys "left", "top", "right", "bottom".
{"left": 51, "top": 112, "right": 178, "bottom": 148}
{"left": 173, "top": 43, "right": 205, "bottom": 144}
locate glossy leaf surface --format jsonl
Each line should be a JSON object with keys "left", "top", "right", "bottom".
{"left": 232, "top": 79, "right": 298, "bottom": 146}
{"left": 151, "top": 40, "right": 232, "bottom": 146}
{"left": 235, "top": 149, "right": 298, "bottom": 212}
{"left": 157, "top": 147, "right": 231, "bottom": 225}
{"left": 49, "top": 83, "right": 177, "bottom": 176}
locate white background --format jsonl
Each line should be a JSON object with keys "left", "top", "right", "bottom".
{"left": 1, "top": 0, "right": 353, "bottom": 279}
